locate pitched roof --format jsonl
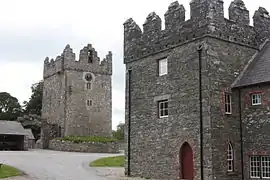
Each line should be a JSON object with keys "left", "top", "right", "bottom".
{"left": 0, "top": 120, "right": 27, "bottom": 135}
{"left": 232, "top": 40, "right": 270, "bottom": 88}
{"left": 24, "top": 129, "right": 35, "bottom": 140}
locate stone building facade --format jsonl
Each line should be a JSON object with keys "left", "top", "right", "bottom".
{"left": 124, "top": 0, "right": 270, "bottom": 180}
{"left": 41, "top": 44, "right": 112, "bottom": 148}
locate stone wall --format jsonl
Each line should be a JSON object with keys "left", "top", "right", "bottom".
{"left": 48, "top": 139, "right": 120, "bottom": 153}
{"left": 237, "top": 84, "right": 270, "bottom": 179}
{"left": 123, "top": 0, "right": 270, "bottom": 180}
{"left": 41, "top": 43, "right": 112, "bottom": 140}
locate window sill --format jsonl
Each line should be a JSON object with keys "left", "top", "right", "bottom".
{"left": 226, "top": 171, "right": 237, "bottom": 176}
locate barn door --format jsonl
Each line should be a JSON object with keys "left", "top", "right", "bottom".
{"left": 180, "top": 142, "right": 194, "bottom": 180}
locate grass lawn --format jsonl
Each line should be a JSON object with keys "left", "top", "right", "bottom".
{"left": 0, "top": 164, "right": 22, "bottom": 178}
{"left": 89, "top": 155, "right": 124, "bottom": 167}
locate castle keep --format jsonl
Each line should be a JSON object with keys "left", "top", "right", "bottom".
{"left": 124, "top": 0, "right": 270, "bottom": 180}
{"left": 41, "top": 44, "right": 112, "bottom": 148}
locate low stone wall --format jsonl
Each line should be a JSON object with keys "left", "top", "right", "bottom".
{"left": 49, "top": 139, "right": 120, "bottom": 153}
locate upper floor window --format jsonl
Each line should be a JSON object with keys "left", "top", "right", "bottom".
{"left": 227, "top": 142, "right": 234, "bottom": 172}
{"left": 87, "top": 99, "right": 92, "bottom": 106}
{"left": 158, "top": 100, "right": 168, "bottom": 118}
{"left": 86, "top": 83, "right": 91, "bottom": 90}
{"left": 252, "top": 93, "right": 262, "bottom": 106}
{"left": 225, "top": 93, "right": 232, "bottom": 114}
{"left": 250, "top": 156, "right": 270, "bottom": 179}
{"left": 158, "top": 58, "right": 168, "bottom": 76}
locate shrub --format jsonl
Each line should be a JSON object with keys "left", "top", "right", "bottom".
{"left": 54, "top": 136, "right": 117, "bottom": 143}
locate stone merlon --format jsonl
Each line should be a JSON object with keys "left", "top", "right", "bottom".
{"left": 143, "top": 12, "right": 162, "bottom": 34}
{"left": 229, "top": 0, "right": 250, "bottom": 25}
{"left": 165, "top": 1, "right": 185, "bottom": 31}
{"left": 123, "top": 0, "right": 270, "bottom": 64}
{"left": 43, "top": 44, "right": 112, "bottom": 78}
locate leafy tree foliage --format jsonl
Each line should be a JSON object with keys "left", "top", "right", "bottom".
{"left": 23, "top": 81, "right": 43, "bottom": 115}
{"left": 0, "top": 92, "right": 22, "bottom": 120}
{"left": 112, "top": 122, "right": 125, "bottom": 141}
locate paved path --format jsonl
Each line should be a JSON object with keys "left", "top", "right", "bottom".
{"left": 0, "top": 149, "right": 126, "bottom": 180}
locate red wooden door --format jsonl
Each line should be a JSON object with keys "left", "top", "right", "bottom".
{"left": 180, "top": 142, "right": 194, "bottom": 180}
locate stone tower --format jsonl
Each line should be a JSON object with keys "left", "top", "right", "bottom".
{"left": 41, "top": 44, "right": 112, "bottom": 148}
{"left": 124, "top": 0, "right": 270, "bottom": 180}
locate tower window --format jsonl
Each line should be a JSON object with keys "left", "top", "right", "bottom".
{"left": 158, "top": 99, "right": 168, "bottom": 118}
{"left": 227, "top": 142, "right": 234, "bottom": 172}
{"left": 251, "top": 93, "right": 262, "bottom": 106}
{"left": 86, "top": 83, "right": 91, "bottom": 90}
{"left": 158, "top": 58, "right": 168, "bottom": 76}
{"left": 88, "top": 50, "right": 93, "bottom": 63}
{"left": 225, "top": 93, "right": 232, "bottom": 114}
{"left": 87, "top": 100, "right": 92, "bottom": 106}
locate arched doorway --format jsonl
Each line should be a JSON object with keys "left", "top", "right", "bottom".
{"left": 180, "top": 142, "right": 194, "bottom": 180}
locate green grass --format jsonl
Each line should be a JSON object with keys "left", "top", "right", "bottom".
{"left": 0, "top": 164, "right": 22, "bottom": 178}
{"left": 54, "top": 136, "right": 118, "bottom": 144}
{"left": 89, "top": 155, "right": 124, "bottom": 167}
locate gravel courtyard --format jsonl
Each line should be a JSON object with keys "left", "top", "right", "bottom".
{"left": 0, "top": 149, "right": 129, "bottom": 180}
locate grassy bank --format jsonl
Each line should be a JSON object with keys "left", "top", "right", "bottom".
{"left": 0, "top": 164, "right": 22, "bottom": 178}
{"left": 90, "top": 155, "right": 124, "bottom": 167}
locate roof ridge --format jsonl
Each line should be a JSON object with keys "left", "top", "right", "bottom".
{"left": 231, "top": 39, "right": 270, "bottom": 88}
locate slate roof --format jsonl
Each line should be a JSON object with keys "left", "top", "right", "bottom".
{"left": 24, "top": 129, "right": 35, "bottom": 140}
{"left": 232, "top": 40, "right": 270, "bottom": 88}
{"left": 0, "top": 120, "right": 27, "bottom": 135}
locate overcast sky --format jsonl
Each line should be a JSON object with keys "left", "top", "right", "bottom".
{"left": 0, "top": 0, "right": 269, "bottom": 129}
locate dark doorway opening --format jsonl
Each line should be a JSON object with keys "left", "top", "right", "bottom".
{"left": 180, "top": 142, "right": 194, "bottom": 180}
{"left": 0, "top": 135, "right": 24, "bottom": 151}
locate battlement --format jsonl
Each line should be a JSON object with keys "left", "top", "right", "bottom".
{"left": 43, "top": 44, "right": 112, "bottom": 78}
{"left": 123, "top": 0, "right": 270, "bottom": 63}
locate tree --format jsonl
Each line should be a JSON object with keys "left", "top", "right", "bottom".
{"left": 0, "top": 92, "right": 22, "bottom": 120}
{"left": 112, "top": 122, "right": 125, "bottom": 141}
{"left": 23, "top": 80, "right": 43, "bottom": 115}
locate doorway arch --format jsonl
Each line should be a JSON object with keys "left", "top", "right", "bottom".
{"left": 180, "top": 142, "right": 194, "bottom": 180}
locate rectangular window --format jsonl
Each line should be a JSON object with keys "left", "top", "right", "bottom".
{"left": 86, "top": 83, "right": 91, "bottom": 90}
{"left": 158, "top": 58, "right": 168, "bottom": 76}
{"left": 225, "top": 93, "right": 232, "bottom": 114}
{"left": 252, "top": 93, "right": 262, "bottom": 106}
{"left": 158, "top": 100, "right": 168, "bottom": 118}
{"left": 250, "top": 156, "right": 270, "bottom": 179}
{"left": 87, "top": 100, "right": 92, "bottom": 106}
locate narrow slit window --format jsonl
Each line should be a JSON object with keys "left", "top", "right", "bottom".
{"left": 225, "top": 93, "right": 232, "bottom": 114}
{"left": 227, "top": 142, "right": 234, "bottom": 172}
{"left": 88, "top": 50, "right": 93, "bottom": 63}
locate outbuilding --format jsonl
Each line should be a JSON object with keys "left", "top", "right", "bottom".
{"left": 0, "top": 120, "right": 27, "bottom": 151}
{"left": 25, "top": 128, "right": 35, "bottom": 149}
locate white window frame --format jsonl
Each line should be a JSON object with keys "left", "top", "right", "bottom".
{"left": 158, "top": 58, "right": 168, "bottom": 76}
{"left": 86, "top": 82, "right": 92, "bottom": 90}
{"left": 225, "top": 93, "right": 232, "bottom": 114}
{"left": 227, "top": 143, "right": 234, "bottom": 172}
{"left": 158, "top": 100, "right": 168, "bottom": 118}
{"left": 252, "top": 93, "right": 262, "bottom": 106}
{"left": 250, "top": 156, "right": 270, "bottom": 179}
{"left": 87, "top": 99, "right": 92, "bottom": 106}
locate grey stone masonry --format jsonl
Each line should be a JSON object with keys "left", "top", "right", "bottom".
{"left": 49, "top": 139, "right": 120, "bottom": 153}
{"left": 124, "top": 0, "right": 270, "bottom": 180}
{"left": 41, "top": 43, "right": 112, "bottom": 148}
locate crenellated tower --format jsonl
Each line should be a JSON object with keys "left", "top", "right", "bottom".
{"left": 41, "top": 43, "right": 112, "bottom": 148}
{"left": 123, "top": 0, "right": 270, "bottom": 180}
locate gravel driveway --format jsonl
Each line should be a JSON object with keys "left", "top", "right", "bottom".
{"left": 0, "top": 149, "right": 126, "bottom": 180}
